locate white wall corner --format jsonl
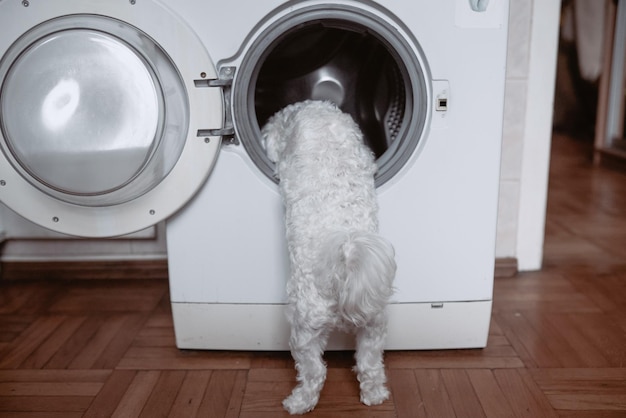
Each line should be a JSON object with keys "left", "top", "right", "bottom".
{"left": 516, "top": 0, "right": 562, "bottom": 271}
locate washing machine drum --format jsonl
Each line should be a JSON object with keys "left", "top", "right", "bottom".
{"left": 0, "top": 4, "right": 223, "bottom": 237}
{"left": 233, "top": 9, "right": 430, "bottom": 187}
{"left": 255, "top": 25, "right": 405, "bottom": 159}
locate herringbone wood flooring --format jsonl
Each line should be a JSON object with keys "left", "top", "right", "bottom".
{"left": 0, "top": 133, "right": 625, "bottom": 417}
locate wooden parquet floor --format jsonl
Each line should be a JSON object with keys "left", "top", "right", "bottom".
{"left": 1, "top": 133, "right": 625, "bottom": 417}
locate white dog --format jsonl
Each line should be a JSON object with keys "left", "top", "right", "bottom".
{"left": 262, "top": 100, "right": 396, "bottom": 415}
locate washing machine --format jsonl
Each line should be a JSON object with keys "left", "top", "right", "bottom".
{"left": 0, "top": 0, "right": 509, "bottom": 350}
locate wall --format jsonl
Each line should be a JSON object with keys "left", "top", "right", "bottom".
{"left": 495, "top": 0, "right": 561, "bottom": 270}
{"left": 0, "top": 0, "right": 562, "bottom": 269}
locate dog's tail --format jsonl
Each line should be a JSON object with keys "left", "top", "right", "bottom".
{"left": 321, "top": 231, "right": 396, "bottom": 327}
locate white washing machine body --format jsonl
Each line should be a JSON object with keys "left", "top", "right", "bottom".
{"left": 0, "top": 0, "right": 510, "bottom": 350}
{"left": 166, "top": 0, "right": 510, "bottom": 350}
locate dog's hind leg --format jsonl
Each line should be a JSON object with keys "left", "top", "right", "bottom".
{"left": 354, "top": 311, "right": 390, "bottom": 406}
{"left": 283, "top": 308, "right": 331, "bottom": 414}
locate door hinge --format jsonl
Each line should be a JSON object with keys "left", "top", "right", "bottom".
{"left": 194, "top": 66, "right": 237, "bottom": 144}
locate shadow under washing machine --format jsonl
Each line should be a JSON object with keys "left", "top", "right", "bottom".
{"left": 0, "top": 0, "right": 510, "bottom": 350}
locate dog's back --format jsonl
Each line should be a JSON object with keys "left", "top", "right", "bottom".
{"left": 265, "top": 100, "right": 378, "bottom": 229}
{"left": 263, "top": 100, "right": 395, "bottom": 326}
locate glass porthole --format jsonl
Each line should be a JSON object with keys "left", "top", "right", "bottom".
{"left": 0, "top": 15, "right": 189, "bottom": 206}
{"left": 0, "top": 1, "right": 222, "bottom": 237}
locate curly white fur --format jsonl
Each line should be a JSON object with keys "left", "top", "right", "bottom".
{"left": 262, "top": 100, "right": 396, "bottom": 415}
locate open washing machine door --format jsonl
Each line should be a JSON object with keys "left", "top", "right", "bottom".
{"left": 0, "top": 0, "right": 224, "bottom": 237}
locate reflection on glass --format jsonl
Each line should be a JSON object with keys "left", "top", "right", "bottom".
{"left": 42, "top": 78, "right": 80, "bottom": 131}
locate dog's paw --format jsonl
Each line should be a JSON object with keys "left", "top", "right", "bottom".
{"left": 360, "top": 384, "right": 390, "bottom": 406}
{"left": 283, "top": 388, "right": 319, "bottom": 415}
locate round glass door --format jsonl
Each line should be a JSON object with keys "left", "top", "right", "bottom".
{"left": 3, "top": 28, "right": 162, "bottom": 201}
{"left": 0, "top": 2, "right": 223, "bottom": 237}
